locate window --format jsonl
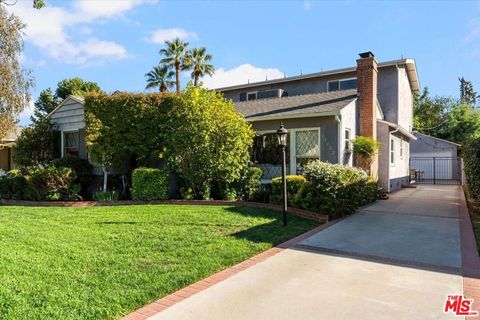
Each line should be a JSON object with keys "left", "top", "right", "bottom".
{"left": 295, "top": 129, "right": 320, "bottom": 173}
{"left": 247, "top": 92, "right": 257, "bottom": 101}
{"left": 344, "top": 129, "right": 352, "bottom": 151}
{"left": 64, "top": 131, "right": 79, "bottom": 157}
{"left": 390, "top": 138, "right": 395, "bottom": 165}
{"left": 328, "top": 78, "right": 357, "bottom": 92}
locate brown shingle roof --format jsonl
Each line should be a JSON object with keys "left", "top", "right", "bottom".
{"left": 234, "top": 89, "right": 358, "bottom": 120}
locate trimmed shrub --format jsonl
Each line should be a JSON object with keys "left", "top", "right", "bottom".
{"left": 271, "top": 175, "right": 307, "bottom": 205}
{"left": 0, "top": 166, "right": 80, "bottom": 201}
{"left": 239, "top": 167, "right": 263, "bottom": 200}
{"left": 131, "top": 168, "right": 168, "bottom": 201}
{"left": 463, "top": 139, "right": 480, "bottom": 201}
{"left": 293, "top": 161, "right": 377, "bottom": 217}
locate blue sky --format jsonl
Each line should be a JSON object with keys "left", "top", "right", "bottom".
{"left": 8, "top": 0, "right": 480, "bottom": 124}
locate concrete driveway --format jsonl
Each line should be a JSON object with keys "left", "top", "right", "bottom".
{"left": 144, "top": 185, "right": 469, "bottom": 320}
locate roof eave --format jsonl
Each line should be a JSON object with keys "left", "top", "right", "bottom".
{"left": 245, "top": 111, "right": 341, "bottom": 122}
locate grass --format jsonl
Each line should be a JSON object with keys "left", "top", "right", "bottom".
{"left": 464, "top": 188, "right": 480, "bottom": 251}
{"left": 0, "top": 205, "right": 318, "bottom": 320}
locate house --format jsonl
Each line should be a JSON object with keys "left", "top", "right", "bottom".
{"left": 0, "top": 127, "right": 21, "bottom": 171}
{"left": 47, "top": 51, "right": 419, "bottom": 193}
{"left": 409, "top": 132, "right": 461, "bottom": 184}
{"left": 217, "top": 51, "right": 419, "bottom": 192}
{"left": 47, "top": 95, "right": 88, "bottom": 160}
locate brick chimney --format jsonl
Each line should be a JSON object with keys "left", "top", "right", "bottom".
{"left": 356, "top": 51, "right": 378, "bottom": 176}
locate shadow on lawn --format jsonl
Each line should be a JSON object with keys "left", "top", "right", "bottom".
{"left": 224, "top": 206, "right": 319, "bottom": 246}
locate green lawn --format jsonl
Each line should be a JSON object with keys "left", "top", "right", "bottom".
{"left": 0, "top": 205, "right": 318, "bottom": 320}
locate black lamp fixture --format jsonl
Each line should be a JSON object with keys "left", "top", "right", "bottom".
{"left": 276, "top": 123, "right": 288, "bottom": 227}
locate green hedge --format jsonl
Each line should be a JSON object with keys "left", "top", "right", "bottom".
{"left": 271, "top": 175, "right": 307, "bottom": 205}
{"left": 0, "top": 166, "right": 80, "bottom": 201}
{"left": 131, "top": 168, "right": 168, "bottom": 201}
{"left": 463, "top": 139, "right": 480, "bottom": 201}
{"left": 295, "top": 161, "right": 377, "bottom": 217}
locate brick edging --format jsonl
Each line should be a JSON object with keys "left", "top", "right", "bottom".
{"left": 122, "top": 221, "right": 335, "bottom": 320}
{"left": 0, "top": 199, "right": 328, "bottom": 223}
{"left": 458, "top": 186, "right": 480, "bottom": 317}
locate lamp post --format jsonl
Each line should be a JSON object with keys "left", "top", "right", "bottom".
{"left": 276, "top": 123, "right": 288, "bottom": 227}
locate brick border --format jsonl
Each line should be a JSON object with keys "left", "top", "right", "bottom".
{"left": 0, "top": 199, "right": 328, "bottom": 223}
{"left": 458, "top": 186, "right": 480, "bottom": 318}
{"left": 122, "top": 220, "right": 339, "bottom": 320}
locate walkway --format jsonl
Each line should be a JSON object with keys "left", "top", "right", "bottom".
{"left": 126, "top": 185, "right": 480, "bottom": 320}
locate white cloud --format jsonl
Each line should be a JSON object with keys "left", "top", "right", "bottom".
{"left": 202, "top": 64, "right": 284, "bottom": 89}
{"left": 148, "top": 28, "right": 198, "bottom": 44}
{"left": 6, "top": 0, "right": 153, "bottom": 64}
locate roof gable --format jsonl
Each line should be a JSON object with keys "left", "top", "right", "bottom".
{"left": 46, "top": 95, "right": 85, "bottom": 119}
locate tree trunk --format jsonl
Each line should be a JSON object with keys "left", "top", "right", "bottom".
{"left": 175, "top": 61, "right": 180, "bottom": 94}
{"left": 160, "top": 84, "right": 166, "bottom": 92}
{"left": 102, "top": 166, "right": 108, "bottom": 192}
{"left": 194, "top": 75, "right": 198, "bottom": 87}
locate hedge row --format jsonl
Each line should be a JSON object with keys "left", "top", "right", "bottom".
{"left": 463, "top": 139, "right": 480, "bottom": 201}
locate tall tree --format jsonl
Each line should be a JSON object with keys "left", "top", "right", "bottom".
{"left": 145, "top": 65, "right": 175, "bottom": 92}
{"left": 159, "top": 38, "right": 189, "bottom": 94}
{"left": 459, "top": 77, "right": 478, "bottom": 106}
{"left": 31, "top": 88, "right": 60, "bottom": 123}
{"left": 0, "top": 5, "right": 34, "bottom": 140}
{"left": 186, "top": 47, "right": 215, "bottom": 86}
{"left": 413, "top": 87, "right": 452, "bottom": 135}
{"left": 438, "top": 102, "right": 480, "bottom": 144}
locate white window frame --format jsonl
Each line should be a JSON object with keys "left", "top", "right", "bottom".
{"left": 246, "top": 91, "right": 258, "bottom": 101}
{"left": 62, "top": 130, "right": 80, "bottom": 158}
{"left": 290, "top": 128, "right": 321, "bottom": 174}
{"left": 327, "top": 77, "right": 357, "bottom": 92}
{"left": 390, "top": 137, "right": 395, "bottom": 166}
{"left": 344, "top": 128, "right": 352, "bottom": 152}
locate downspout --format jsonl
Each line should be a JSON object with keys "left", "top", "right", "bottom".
{"left": 335, "top": 114, "right": 341, "bottom": 165}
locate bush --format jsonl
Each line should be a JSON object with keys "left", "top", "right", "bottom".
{"left": 164, "top": 86, "right": 254, "bottom": 199}
{"left": 93, "top": 191, "right": 119, "bottom": 202}
{"left": 131, "top": 168, "right": 168, "bottom": 201}
{"left": 463, "top": 139, "right": 480, "bottom": 201}
{"left": 271, "top": 175, "right": 307, "bottom": 205}
{"left": 293, "top": 161, "right": 377, "bottom": 217}
{"left": 0, "top": 166, "right": 80, "bottom": 201}
{"left": 13, "top": 118, "right": 56, "bottom": 166}
{"left": 239, "top": 167, "right": 263, "bottom": 200}
{"left": 353, "top": 136, "right": 379, "bottom": 174}
{"left": 51, "top": 157, "right": 92, "bottom": 190}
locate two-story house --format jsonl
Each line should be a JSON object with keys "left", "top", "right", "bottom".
{"left": 217, "top": 52, "right": 420, "bottom": 192}
{"left": 46, "top": 51, "right": 419, "bottom": 193}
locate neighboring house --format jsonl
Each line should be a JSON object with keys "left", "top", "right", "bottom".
{"left": 410, "top": 132, "right": 461, "bottom": 183}
{"left": 217, "top": 51, "right": 419, "bottom": 192}
{"left": 0, "top": 127, "right": 22, "bottom": 171}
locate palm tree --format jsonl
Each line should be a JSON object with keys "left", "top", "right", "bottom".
{"left": 186, "top": 47, "right": 215, "bottom": 86}
{"left": 159, "top": 38, "right": 189, "bottom": 94}
{"left": 145, "top": 65, "right": 175, "bottom": 92}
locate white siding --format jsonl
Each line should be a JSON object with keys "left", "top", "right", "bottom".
{"left": 397, "top": 66, "right": 414, "bottom": 131}
{"left": 340, "top": 100, "right": 356, "bottom": 166}
{"left": 389, "top": 133, "right": 409, "bottom": 180}
{"left": 50, "top": 99, "right": 85, "bottom": 132}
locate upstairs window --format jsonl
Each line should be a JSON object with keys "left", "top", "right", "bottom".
{"left": 247, "top": 92, "right": 257, "bottom": 101}
{"left": 344, "top": 128, "right": 352, "bottom": 151}
{"left": 328, "top": 78, "right": 357, "bottom": 92}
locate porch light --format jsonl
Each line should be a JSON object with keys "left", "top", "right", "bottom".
{"left": 276, "top": 123, "right": 288, "bottom": 227}
{"left": 276, "top": 123, "right": 288, "bottom": 147}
